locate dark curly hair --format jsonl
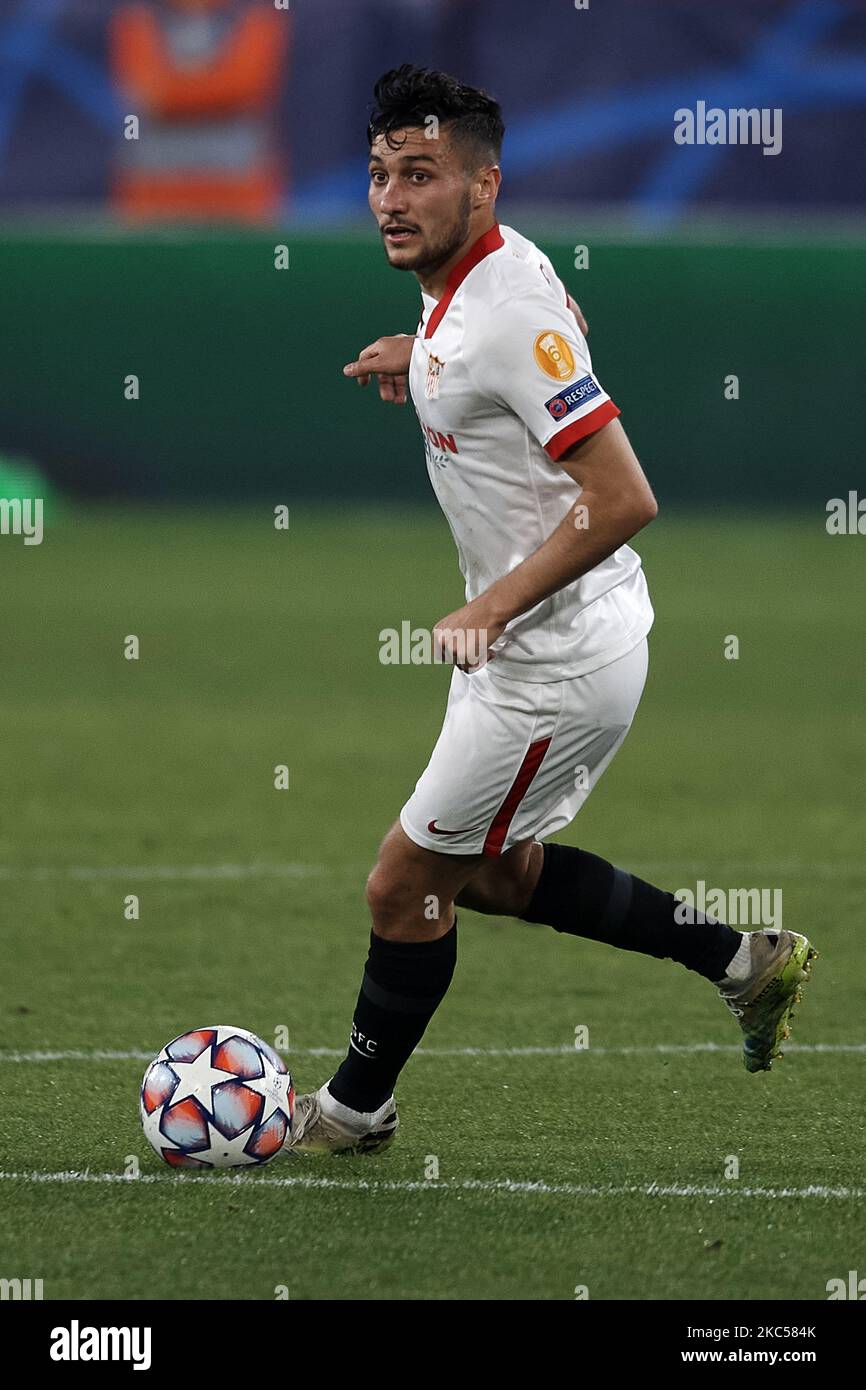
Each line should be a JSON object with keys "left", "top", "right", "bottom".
{"left": 368, "top": 64, "right": 504, "bottom": 170}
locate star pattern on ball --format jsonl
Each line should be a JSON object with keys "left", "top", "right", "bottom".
{"left": 168, "top": 1044, "right": 236, "bottom": 1109}
{"left": 237, "top": 1051, "right": 292, "bottom": 1124}
{"left": 194, "top": 1121, "right": 260, "bottom": 1168}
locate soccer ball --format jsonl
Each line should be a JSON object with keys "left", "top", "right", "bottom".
{"left": 140, "top": 1025, "right": 294, "bottom": 1169}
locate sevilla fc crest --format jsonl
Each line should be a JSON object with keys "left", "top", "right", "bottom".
{"left": 425, "top": 353, "right": 446, "bottom": 399}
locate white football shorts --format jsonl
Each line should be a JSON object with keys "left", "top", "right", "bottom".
{"left": 400, "top": 638, "right": 648, "bottom": 857}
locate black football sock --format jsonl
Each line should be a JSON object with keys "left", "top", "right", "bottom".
{"left": 519, "top": 843, "right": 741, "bottom": 982}
{"left": 327, "top": 919, "right": 458, "bottom": 1114}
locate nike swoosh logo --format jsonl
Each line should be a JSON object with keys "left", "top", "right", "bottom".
{"left": 428, "top": 819, "right": 479, "bottom": 836}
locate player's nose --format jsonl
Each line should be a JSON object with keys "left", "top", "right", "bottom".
{"left": 377, "top": 183, "right": 408, "bottom": 214}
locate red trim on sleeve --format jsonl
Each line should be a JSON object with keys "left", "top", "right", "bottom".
{"left": 482, "top": 737, "right": 552, "bottom": 858}
{"left": 544, "top": 399, "right": 620, "bottom": 461}
{"left": 425, "top": 223, "right": 505, "bottom": 340}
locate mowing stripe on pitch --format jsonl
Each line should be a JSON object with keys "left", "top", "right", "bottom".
{"left": 0, "top": 1170, "right": 860, "bottom": 1200}
{"left": 1, "top": 1043, "right": 864, "bottom": 1063}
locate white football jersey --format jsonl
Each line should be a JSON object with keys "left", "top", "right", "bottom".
{"left": 408, "top": 222, "right": 653, "bottom": 681}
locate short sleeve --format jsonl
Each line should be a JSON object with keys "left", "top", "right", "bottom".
{"left": 466, "top": 286, "right": 620, "bottom": 460}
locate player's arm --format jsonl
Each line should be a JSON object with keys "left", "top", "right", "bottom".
{"left": 342, "top": 334, "right": 413, "bottom": 403}
{"left": 342, "top": 294, "right": 589, "bottom": 404}
{"left": 565, "top": 291, "right": 588, "bottom": 337}
{"left": 434, "top": 420, "right": 656, "bottom": 667}
{"left": 483, "top": 418, "right": 656, "bottom": 621}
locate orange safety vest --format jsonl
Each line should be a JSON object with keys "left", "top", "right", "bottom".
{"left": 110, "top": 4, "right": 290, "bottom": 222}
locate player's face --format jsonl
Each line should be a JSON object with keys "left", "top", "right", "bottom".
{"left": 368, "top": 129, "right": 475, "bottom": 278}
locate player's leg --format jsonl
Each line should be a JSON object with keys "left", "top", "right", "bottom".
{"left": 458, "top": 639, "right": 742, "bottom": 976}
{"left": 364, "top": 818, "right": 485, "bottom": 941}
{"left": 457, "top": 827, "right": 743, "bottom": 986}
{"left": 324, "top": 821, "right": 483, "bottom": 1107}
{"left": 287, "top": 662, "right": 565, "bottom": 1155}
{"left": 455, "top": 641, "right": 816, "bottom": 1070}
{"left": 287, "top": 823, "right": 485, "bottom": 1154}
{"left": 516, "top": 841, "right": 815, "bottom": 1071}
{"left": 459, "top": 835, "right": 816, "bottom": 1072}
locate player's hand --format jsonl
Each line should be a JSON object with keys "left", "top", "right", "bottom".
{"left": 343, "top": 334, "right": 413, "bottom": 404}
{"left": 566, "top": 291, "right": 589, "bottom": 337}
{"left": 433, "top": 598, "right": 509, "bottom": 672}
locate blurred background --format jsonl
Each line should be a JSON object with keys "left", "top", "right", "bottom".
{"left": 0, "top": 0, "right": 864, "bottom": 506}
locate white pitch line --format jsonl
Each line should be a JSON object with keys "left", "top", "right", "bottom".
{"left": 0, "top": 1169, "right": 860, "bottom": 1201}
{"left": 1, "top": 1043, "right": 864, "bottom": 1064}
{"left": 0, "top": 860, "right": 863, "bottom": 882}
{"left": 0, "top": 863, "right": 326, "bottom": 881}
{"left": 631, "top": 860, "right": 866, "bottom": 880}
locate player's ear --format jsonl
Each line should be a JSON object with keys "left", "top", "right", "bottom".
{"left": 476, "top": 164, "right": 501, "bottom": 209}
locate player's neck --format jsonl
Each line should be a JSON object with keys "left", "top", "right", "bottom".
{"left": 416, "top": 215, "right": 498, "bottom": 300}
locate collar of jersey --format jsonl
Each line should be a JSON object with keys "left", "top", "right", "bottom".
{"left": 423, "top": 222, "right": 505, "bottom": 339}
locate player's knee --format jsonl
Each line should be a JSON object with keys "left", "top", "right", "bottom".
{"left": 364, "top": 862, "right": 395, "bottom": 923}
{"left": 365, "top": 857, "right": 455, "bottom": 939}
{"left": 365, "top": 860, "right": 418, "bottom": 933}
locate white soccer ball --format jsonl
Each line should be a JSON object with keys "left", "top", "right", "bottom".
{"left": 140, "top": 1025, "right": 294, "bottom": 1169}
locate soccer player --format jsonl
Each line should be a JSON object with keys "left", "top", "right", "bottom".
{"left": 288, "top": 66, "right": 816, "bottom": 1155}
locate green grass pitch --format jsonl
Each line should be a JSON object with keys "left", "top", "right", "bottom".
{"left": 0, "top": 505, "right": 863, "bottom": 1301}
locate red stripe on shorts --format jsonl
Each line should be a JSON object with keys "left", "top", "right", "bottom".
{"left": 482, "top": 737, "right": 552, "bottom": 858}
